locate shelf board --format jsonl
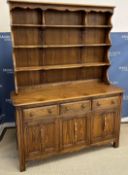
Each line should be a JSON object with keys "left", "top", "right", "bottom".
{"left": 84, "top": 25, "right": 112, "bottom": 28}
{"left": 15, "top": 63, "right": 110, "bottom": 72}
{"left": 14, "top": 44, "right": 111, "bottom": 49}
{"left": 11, "top": 24, "right": 112, "bottom": 28}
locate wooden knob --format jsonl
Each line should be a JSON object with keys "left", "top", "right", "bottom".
{"left": 96, "top": 102, "right": 100, "bottom": 107}
{"left": 30, "top": 112, "right": 33, "bottom": 117}
{"left": 81, "top": 104, "right": 86, "bottom": 109}
{"left": 48, "top": 109, "right": 52, "bottom": 114}
{"left": 111, "top": 100, "right": 115, "bottom": 104}
{"left": 63, "top": 106, "right": 69, "bottom": 112}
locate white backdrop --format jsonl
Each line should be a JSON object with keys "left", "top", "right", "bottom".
{"left": 0, "top": 0, "right": 128, "bottom": 32}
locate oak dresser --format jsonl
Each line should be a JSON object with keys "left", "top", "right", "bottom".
{"left": 8, "top": 0, "right": 123, "bottom": 171}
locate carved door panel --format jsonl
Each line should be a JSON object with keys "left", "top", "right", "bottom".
{"left": 24, "top": 124, "right": 42, "bottom": 157}
{"left": 24, "top": 117, "right": 59, "bottom": 158}
{"left": 60, "top": 116, "right": 75, "bottom": 150}
{"left": 91, "top": 109, "right": 118, "bottom": 143}
{"left": 74, "top": 115, "right": 90, "bottom": 145}
{"left": 40, "top": 118, "right": 59, "bottom": 153}
{"left": 60, "top": 115, "right": 90, "bottom": 151}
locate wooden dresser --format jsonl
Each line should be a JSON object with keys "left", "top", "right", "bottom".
{"left": 8, "top": 0, "right": 123, "bottom": 171}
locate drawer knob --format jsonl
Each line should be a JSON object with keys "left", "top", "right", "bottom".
{"left": 30, "top": 112, "right": 33, "bottom": 117}
{"left": 96, "top": 102, "right": 100, "bottom": 107}
{"left": 64, "top": 106, "right": 69, "bottom": 112}
{"left": 48, "top": 109, "right": 52, "bottom": 114}
{"left": 81, "top": 104, "right": 86, "bottom": 109}
{"left": 111, "top": 100, "right": 115, "bottom": 104}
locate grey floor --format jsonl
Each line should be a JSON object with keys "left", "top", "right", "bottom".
{"left": 0, "top": 124, "right": 128, "bottom": 175}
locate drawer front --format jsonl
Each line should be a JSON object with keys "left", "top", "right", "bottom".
{"left": 24, "top": 105, "right": 59, "bottom": 120}
{"left": 92, "top": 96, "right": 119, "bottom": 110}
{"left": 60, "top": 100, "right": 91, "bottom": 115}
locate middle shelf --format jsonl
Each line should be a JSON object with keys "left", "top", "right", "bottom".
{"left": 12, "top": 26, "right": 111, "bottom": 47}
{"left": 11, "top": 24, "right": 112, "bottom": 28}
{"left": 13, "top": 44, "right": 111, "bottom": 49}
{"left": 15, "top": 62, "right": 110, "bottom": 72}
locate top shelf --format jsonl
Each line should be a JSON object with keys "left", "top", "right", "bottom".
{"left": 11, "top": 24, "right": 112, "bottom": 28}
{"left": 8, "top": 0, "right": 115, "bottom": 9}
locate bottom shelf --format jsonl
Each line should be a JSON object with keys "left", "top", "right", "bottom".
{"left": 11, "top": 80, "right": 123, "bottom": 106}
{"left": 16, "top": 66, "right": 106, "bottom": 88}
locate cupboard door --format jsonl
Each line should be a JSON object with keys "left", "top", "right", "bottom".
{"left": 74, "top": 115, "right": 90, "bottom": 145}
{"left": 60, "top": 116, "right": 75, "bottom": 150}
{"left": 60, "top": 115, "right": 90, "bottom": 151}
{"left": 91, "top": 109, "right": 117, "bottom": 143}
{"left": 41, "top": 118, "right": 59, "bottom": 153}
{"left": 24, "top": 118, "right": 59, "bottom": 158}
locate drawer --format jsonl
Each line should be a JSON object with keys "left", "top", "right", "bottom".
{"left": 92, "top": 96, "right": 119, "bottom": 110}
{"left": 23, "top": 105, "right": 59, "bottom": 120}
{"left": 60, "top": 100, "right": 91, "bottom": 115}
